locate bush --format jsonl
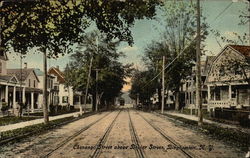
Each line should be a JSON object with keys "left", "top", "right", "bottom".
{"left": 1, "top": 103, "right": 8, "bottom": 112}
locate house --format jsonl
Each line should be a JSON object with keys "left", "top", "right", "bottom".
{"left": 0, "top": 51, "right": 20, "bottom": 115}
{"left": 181, "top": 56, "right": 216, "bottom": 110}
{"left": 48, "top": 66, "right": 74, "bottom": 107}
{"left": 48, "top": 66, "right": 93, "bottom": 110}
{"left": 206, "top": 45, "right": 250, "bottom": 110}
{"left": 34, "top": 69, "right": 59, "bottom": 111}
{"left": 7, "top": 63, "right": 42, "bottom": 113}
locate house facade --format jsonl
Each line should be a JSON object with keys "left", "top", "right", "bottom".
{"left": 206, "top": 45, "right": 250, "bottom": 110}
{"left": 181, "top": 56, "right": 215, "bottom": 110}
{"left": 34, "top": 69, "right": 59, "bottom": 111}
{"left": 0, "top": 51, "right": 20, "bottom": 115}
{"left": 7, "top": 65, "right": 42, "bottom": 113}
{"left": 48, "top": 66, "right": 74, "bottom": 107}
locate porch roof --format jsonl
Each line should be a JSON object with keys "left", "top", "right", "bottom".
{"left": 8, "top": 87, "right": 43, "bottom": 93}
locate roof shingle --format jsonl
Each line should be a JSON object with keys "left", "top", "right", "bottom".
{"left": 7, "top": 69, "right": 34, "bottom": 82}
{"left": 229, "top": 45, "right": 250, "bottom": 57}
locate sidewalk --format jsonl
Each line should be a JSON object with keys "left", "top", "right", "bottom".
{"left": 161, "top": 111, "right": 250, "bottom": 134}
{"left": 0, "top": 112, "right": 81, "bottom": 132}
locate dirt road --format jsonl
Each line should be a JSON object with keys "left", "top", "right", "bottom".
{"left": 0, "top": 107, "right": 245, "bottom": 158}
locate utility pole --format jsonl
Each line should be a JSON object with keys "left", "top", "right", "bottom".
{"left": 19, "top": 54, "right": 23, "bottom": 117}
{"left": 161, "top": 56, "right": 165, "bottom": 114}
{"left": 83, "top": 56, "right": 93, "bottom": 114}
{"left": 43, "top": 50, "right": 49, "bottom": 124}
{"left": 95, "top": 69, "right": 99, "bottom": 112}
{"left": 196, "top": 0, "right": 203, "bottom": 126}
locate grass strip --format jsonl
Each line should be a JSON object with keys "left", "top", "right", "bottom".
{"left": 157, "top": 112, "right": 250, "bottom": 152}
{"left": 0, "top": 116, "right": 41, "bottom": 126}
{"left": 0, "top": 112, "right": 94, "bottom": 145}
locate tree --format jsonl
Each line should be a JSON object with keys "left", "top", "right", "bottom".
{"left": 210, "top": 1, "right": 250, "bottom": 85}
{"left": 65, "top": 31, "right": 132, "bottom": 111}
{"left": 1, "top": 0, "right": 160, "bottom": 123}
{"left": 130, "top": 69, "right": 158, "bottom": 110}
{"left": 142, "top": 1, "right": 208, "bottom": 110}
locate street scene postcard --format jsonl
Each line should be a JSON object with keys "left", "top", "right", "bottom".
{"left": 0, "top": 0, "right": 250, "bottom": 158}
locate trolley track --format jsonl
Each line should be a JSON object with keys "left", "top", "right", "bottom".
{"left": 43, "top": 111, "right": 113, "bottom": 158}
{"left": 89, "top": 110, "right": 122, "bottom": 158}
{"left": 137, "top": 111, "right": 195, "bottom": 158}
{"left": 128, "top": 109, "right": 147, "bottom": 158}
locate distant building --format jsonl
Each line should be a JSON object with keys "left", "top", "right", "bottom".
{"left": 206, "top": 45, "right": 250, "bottom": 110}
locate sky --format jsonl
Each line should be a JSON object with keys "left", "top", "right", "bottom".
{"left": 6, "top": 0, "right": 249, "bottom": 92}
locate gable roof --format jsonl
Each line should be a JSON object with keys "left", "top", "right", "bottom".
{"left": 48, "top": 67, "right": 65, "bottom": 83}
{"left": 7, "top": 68, "right": 39, "bottom": 82}
{"left": 204, "top": 56, "right": 216, "bottom": 75}
{"left": 0, "top": 75, "right": 19, "bottom": 83}
{"left": 229, "top": 45, "right": 250, "bottom": 57}
{"left": 205, "top": 45, "right": 250, "bottom": 84}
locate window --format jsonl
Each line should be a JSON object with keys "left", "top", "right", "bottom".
{"left": 34, "top": 80, "right": 36, "bottom": 88}
{"left": 62, "top": 96, "right": 68, "bottom": 103}
{"left": 29, "top": 79, "right": 31, "bottom": 87}
{"left": 51, "top": 80, "right": 53, "bottom": 88}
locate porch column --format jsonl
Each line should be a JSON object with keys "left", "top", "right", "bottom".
{"left": 228, "top": 84, "right": 232, "bottom": 100}
{"left": 208, "top": 85, "right": 211, "bottom": 101}
{"left": 22, "top": 87, "right": 26, "bottom": 104}
{"left": 5, "top": 85, "right": 8, "bottom": 103}
{"left": 31, "top": 92, "right": 34, "bottom": 112}
{"left": 13, "top": 86, "right": 16, "bottom": 109}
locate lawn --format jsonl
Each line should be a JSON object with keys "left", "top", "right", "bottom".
{"left": 158, "top": 112, "right": 250, "bottom": 152}
{"left": 0, "top": 116, "right": 40, "bottom": 126}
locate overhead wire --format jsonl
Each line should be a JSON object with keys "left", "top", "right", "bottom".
{"left": 140, "top": 0, "right": 235, "bottom": 89}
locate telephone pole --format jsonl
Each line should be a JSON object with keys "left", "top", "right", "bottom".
{"left": 161, "top": 56, "right": 165, "bottom": 114}
{"left": 196, "top": 0, "right": 203, "bottom": 126}
{"left": 94, "top": 69, "right": 100, "bottom": 112}
{"left": 83, "top": 56, "right": 93, "bottom": 114}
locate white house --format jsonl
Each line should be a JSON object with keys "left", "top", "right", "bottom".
{"left": 0, "top": 51, "right": 20, "bottom": 115}
{"left": 48, "top": 66, "right": 74, "bottom": 106}
{"left": 34, "top": 69, "right": 59, "bottom": 111}
{"left": 206, "top": 45, "right": 250, "bottom": 110}
{"left": 7, "top": 64, "right": 42, "bottom": 113}
{"left": 181, "top": 56, "right": 215, "bottom": 110}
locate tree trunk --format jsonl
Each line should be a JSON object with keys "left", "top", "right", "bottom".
{"left": 175, "top": 91, "right": 180, "bottom": 111}
{"left": 43, "top": 50, "right": 49, "bottom": 124}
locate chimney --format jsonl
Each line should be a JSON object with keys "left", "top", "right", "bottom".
{"left": 24, "top": 62, "right": 27, "bottom": 69}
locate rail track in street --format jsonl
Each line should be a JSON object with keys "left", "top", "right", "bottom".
{"left": 43, "top": 111, "right": 114, "bottom": 158}
{"left": 137, "top": 111, "right": 195, "bottom": 158}
{"left": 128, "top": 109, "right": 147, "bottom": 158}
{"left": 89, "top": 110, "right": 122, "bottom": 158}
